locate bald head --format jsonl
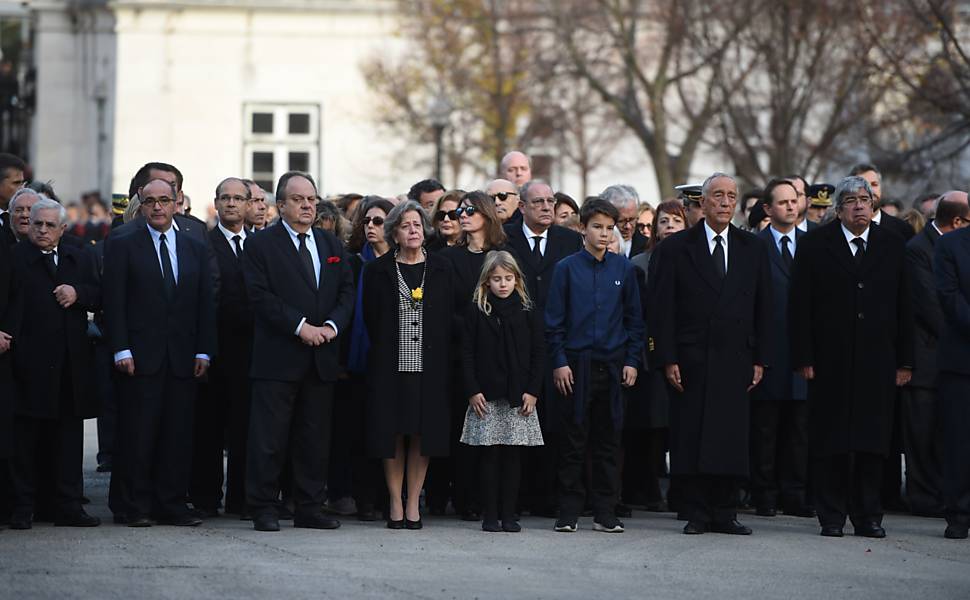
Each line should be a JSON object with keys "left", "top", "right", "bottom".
{"left": 500, "top": 151, "right": 531, "bottom": 186}
{"left": 934, "top": 191, "right": 970, "bottom": 233}
{"left": 486, "top": 179, "right": 519, "bottom": 222}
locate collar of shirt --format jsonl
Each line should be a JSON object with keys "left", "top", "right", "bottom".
{"left": 840, "top": 222, "right": 870, "bottom": 250}
{"left": 147, "top": 222, "right": 175, "bottom": 243}
{"left": 703, "top": 220, "right": 729, "bottom": 251}
{"left": 769, "top": 225, "right": 796, "bottom": 254}
{"left": 41, "top": 245, "right": 59, "bottom": 264}
{"left": 871, "top": 209, "right": 882, "bottom": 225}
{"left": 579, "top": 247, "right": 610, "bottom": 265}
{"left": 217, "top": 221, "right": 247, "bottom": 246}
{"left": 796, "top": 219, "right": 808, "bottom": 232}
{"left": 280, "top": 219, "right": 321, "bottom": 282}
{"left": 522, "top": 222, "right": 548, "bottom": 242}
{"left": 932, "top": 220, "right": 944, "bottom": 236}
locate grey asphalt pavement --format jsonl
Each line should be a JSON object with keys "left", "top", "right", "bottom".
{"left": 1, "top": 421, "right": 968, "bottom": 600}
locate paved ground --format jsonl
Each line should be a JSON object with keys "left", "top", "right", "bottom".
{"left": 1, "top": 422, "right": 968, "bottom": 600}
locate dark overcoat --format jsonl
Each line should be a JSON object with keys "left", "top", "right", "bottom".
{"left": 905, "top": 225, "right": 943, "bottom": 388}
{"left": 9, "top": 242, "right": 100, "bottom": 419}
{"left": 649, "top": 222, "right": 771, "bottom": 476}
{"left": 0, "top": 239, "right": 14, "bottom": 456}
{"left": 934, "top": 227, "right": 970, "bottom": 378}
{"left": 789, "top": 220, "right": 914, "bottom": 457}
{"left": 362, "top": 252, "right": 454, "bottom": 458}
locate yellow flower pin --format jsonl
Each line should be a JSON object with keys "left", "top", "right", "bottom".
{"left": 411, "top": 287, "right": 424, "bottom": 302}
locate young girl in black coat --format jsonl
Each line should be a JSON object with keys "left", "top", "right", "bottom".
{"left": 459, "top": 250, "right": 544, "bottom": 532}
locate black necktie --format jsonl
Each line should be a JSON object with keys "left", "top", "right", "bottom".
{"left": 44, "top": 250, "right": 57, "bottom": 280}
{"left": 780, "top": 235, "right": 793, "bottom": 270}
{"left": 712, "top": 235, "right": 726, "bottom": 279}
{"left": 532, "top": 235, "right": 543, "bottom": 261}
{"left": 298, "top": 233, "right": 317, "bottom": 289}
{"left": 852, "top": 237, "right": 865, "bottom": 266}
{"left": 232, "top": 234, "right": 243, "bottom": 258}
{"left": 159, "top": 233, "right": 176, "bottom": 300}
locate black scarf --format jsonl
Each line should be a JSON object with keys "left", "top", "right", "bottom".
{"left": 488, "top": 291, "right": 526, "bottom": 407}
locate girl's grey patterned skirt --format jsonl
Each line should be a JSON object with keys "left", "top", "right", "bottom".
{"left": 460, "top": 401, "right": 544, "bottom": 446}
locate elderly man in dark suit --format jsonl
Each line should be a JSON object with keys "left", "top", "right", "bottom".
{"left": 104, "top": 177, "right": 217, "bottom": 527}
{"left": 750, "top": 179, "right": 813, "bottom": 518}
{"left": 650, "top": 172, "right": 771, "bottom": 535}
{"left": 601, "top": 184, "right": 648, "bottom": 257}
{"left": 791, "top": 175, "right": 914, "bottom": 538}
{"left": 242, "top": 171, "right": 355, "bottom": 532}
{"left": 6, "top": 199, "right": 101, "bottom": 529}
{"left": 504, "top": 179, "right": 582, "bottom": 517}
{"left": 934, "top": 198, "right": 970, "bottom": 539}
{"left": 903, "top": 192, "right": 969, "bottom": 518}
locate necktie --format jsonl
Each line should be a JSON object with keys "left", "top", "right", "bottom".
{"left": 159, "top": 233, "right": 176, "bottom": 300}
{"left": 712, "top": 234, "right": 726, "bottom": 279}
{"left": 298, "top": 233, "right": 317, "bottom": 289}
{"left": 532, "top": 235, "right": 543, "bottom": 261}
{"left": 852, "top": 237, "right": 865, "bottom": 266}
{"left": 780, "top": 235, "right": 793, "bottom": 270}
{"left": 44, "top": 250, "right": 57, "bottom": 280}
{"left": 232, "top": 234, "right": 243, "bottom": 258}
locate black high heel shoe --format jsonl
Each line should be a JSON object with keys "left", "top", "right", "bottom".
{"left": 386, "top": 518, "right": 405, "bottom": 530}
{"left": 405, "top": 518, "right": 423, "bottom": 530}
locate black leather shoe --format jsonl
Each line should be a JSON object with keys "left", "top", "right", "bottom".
{"left": 405, "top": 518, "right": 423, "bottom": 530}
{"left": 55, "top": 510, "right": 101, "bottom": 527}
{"left": 783, "top": 505, "right": 817, "bottom": 518}
{"left": 386, "top": 519, "right": 405, "bottom": 530}
{"left": 357, "top": 508, "right": 378, "bottom": 522}
{"left": 253, "top": 514, "right": 280, "bottom": 532}
{"left": 294, "top": 512, "right": 341, "bottom": 530}
{"left": 644, "top": 501, "right": 668, "bottom": 513}
{"left": 683, "top": 521, "right": 707, "bottom": 534}
{"left": 854, "top": 522, "right": 886, "bottom": 538}
{"left": 191, "top": 507, "right": 219, "bottom": 519}
{"left": 820, "top": 525, "right": 844, "bottom": 537}
{"left": 113, "top": 513, "right": 129, "bottom": 525}
{"left": 9, "top": 512, "right": 32, "bottom": 530}
{"left": 502, "top": 520, "right": 521, "bottom": 533}
{"left": 755, "top": 507, "right": 777, "bottom": 517}
{"left": 159, "top": 514, "right": 203, "bottom": 527}
{"left": 710, "top": 519, "right": 752, "bottom": 535}
{"left": 127, "top": 516, "right": 154, "bottom": 528}
{"left": 482, "top": 519, "right": 502, "bottom": 532}
{"left": 944, "top": 524, "right": 969, "bottom": 539}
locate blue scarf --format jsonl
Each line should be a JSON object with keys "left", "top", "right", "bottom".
{"left": 347, "top": 243, "right": 377, "bottom": 374}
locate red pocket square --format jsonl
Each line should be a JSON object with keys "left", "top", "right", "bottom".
{"left": 326, "top": 256, "right": 341, "bottom": 264}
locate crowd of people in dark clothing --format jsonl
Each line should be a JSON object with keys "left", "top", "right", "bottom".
{"left": 1, "top": 148, "right": 969, "bottom": 541}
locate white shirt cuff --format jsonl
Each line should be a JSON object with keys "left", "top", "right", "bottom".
{"left": 324, "top": 320, "right": 338, "bottom": 336}
{"left": 114, "top": 349, "right": 133, "bottom": 363}
{"left": 295, "top": 317, "right": 307, "bottom": 336}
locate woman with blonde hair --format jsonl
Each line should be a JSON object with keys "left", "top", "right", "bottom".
{"left": 459, "top": 250, "right": 544, "bottom": 532}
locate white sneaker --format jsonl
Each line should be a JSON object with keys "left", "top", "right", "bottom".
{"left": 593, "top": 518, "right": 625, "bottom": 533}
{"left": 554, "top": 519, "right": 578, "bottom": 533}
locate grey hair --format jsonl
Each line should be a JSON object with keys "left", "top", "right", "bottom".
{"left": 383, "top": 199, "right": 433, "bottom": 248}
{"left": 600, "top": 184, "right": 639, "bottom": 209}
{"left": 8, "top": 187, "right": 42, "bottom": 212}
{"left": 833, "top": 176, "right": 874, "bottom": 209}
{"left": 29, "top": 198, "right": 68, "bottom": 225}
{"left": 519, "top": 179, "right": 551, "bottom": 201}
{"left": 123, "top": 193, "right": 142, "bottom": 224}
{"left": 701, "top": 172, "right": 737, "bottom": 198}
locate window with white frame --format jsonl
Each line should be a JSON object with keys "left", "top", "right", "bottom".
{"left": 243, "top": 103, "right": 321, "bottom": 192}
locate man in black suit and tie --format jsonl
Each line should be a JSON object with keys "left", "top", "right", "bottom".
{"left": 190, "top": 177, "right": 255, "bottom": 517}
{"left": 242, "top": 171, "right": 354, "bottom": 532}
{"left": 650, "top": 172, "right": 771, "bottom": 535}
{"left": 903, "top": 192, "right": 969, "bottom": 518}
{"left": 0, "top": 152, "right": 26, "bottom": 248}
{"left": 849, "top": 163, "right": 914, "bottom": 241}
{"left": 933, "top": 196, "right": 970, "bottom": 539}
{"left": 504, "top": 179, "right": 582, "bottom": 516}
{"left": 6, "top": 199, "right": 101, "bottom": 529}
{"left": 790, "top": 175, "right": 914, "bottom": 538}
{"left": 103, "top": 177, "right": 217, "bottom": 527}
{"left": 601, "top": 184, "right": 648, "bottom": 257}
{"left": 750, "top": 179, "right": 813, "bottom": 518}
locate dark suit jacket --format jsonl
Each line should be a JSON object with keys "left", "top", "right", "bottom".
{"left": 103, "top": 224, "right": 217, "bottom": 378}
{"left": 207, "top": 226, "right": 253, "bottom": 349}
{"left": 756, "top": 227, "right": 807, "bottom": 401}
{"left": 0, "top": 239, "right": 14, "bottom": 456}
{"left": 790, "top": 220, "right": 913, "bottom": 457}
{"left": 906, "top": 225, "right": 944, "bottom": 388}
{"left": 877, "top": 211, "right": 916, "bottom": 241}
{"left": 502, "top": 223, "right": 582, "bottom": 311}
{"left": 650, "top": 221, "right": 772, "bottom": 476}
{"left": 242, "top": 223, "right": 354, "bottom": 383}
{"left": 0, "top": 212, "right": 15, "bottom": 248}
{"left": 630, "top": 230, "right": 649, "bottom": 258}
{"left": 934, "top": 227, "right": 970, "bottom": 377}
{"left": 9, "top": 242, "right": 100, "bottom": 419}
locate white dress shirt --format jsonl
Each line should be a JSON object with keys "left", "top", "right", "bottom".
{"left": 841, "top": 223, "right": 870, "bottom": 256}
{"left": 280, "top": 220, "right": 338, "bottom": 338}
{"left": 522, "top": 222, "right": 548, "bottom": 256}
{"left": 871, "top": 209, "right": 883, "bottom": 225}
{"left": 704, "top": 221, "right": 729, "bottom": 273}
{"left": 796, "top": 219, "right": 808, "bottom": 232}
{"left": 217, "top": 221, "right": 247, "bottom": 256}
{"left": 41, "top": 246, "right": 59, "bottom": 266}
{"left": 769, "top": 225, "right": 797, "bottom": 257}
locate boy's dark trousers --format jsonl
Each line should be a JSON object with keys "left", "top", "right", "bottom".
{"left": 557, "top": 362, "right": 620, "bottom": 521}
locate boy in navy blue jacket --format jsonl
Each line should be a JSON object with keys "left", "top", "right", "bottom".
{"left": 545, "top": 198, "right": 645, "bottom": 533}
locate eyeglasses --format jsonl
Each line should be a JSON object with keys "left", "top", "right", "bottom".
{"left": 489, "top": 192, "right": 518, "bottom": 202}
{"left": 455, "top": 206, "right": 479, "bottom": 217}
{"left": 141, "top": 197, "right": 174, "bottom": 208}
{"left": 617, "top": 217, "right": 637, "bottom": 229}
{"left": 636, "top": 222, "right": 650, "bottom": 234}
{"left": 435, "top": 209, "right": 459, "bottom": 222}
{"left": 841, "top": 195, "right": 873, "bottom": 207}
{"left": 217, "top": 194, "right": 250, "bottom": 204}
{"left": 527, "top": 197, "right": 556, "bottom": 207}
{"left": 363, "top": 216, "right": 385, "bottom": 226}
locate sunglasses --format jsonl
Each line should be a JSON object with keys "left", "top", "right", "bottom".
{"left": 435, "top": 209, "right": 459, "bottom": 222}
{"left": 362, "top": 216, "right": 385, "bottom": 226}
{"left": 455, "top": 206, "right": 479, "bottom": 217}
{"left": 489, "top": 192, "right": 518, "bottom": 202}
